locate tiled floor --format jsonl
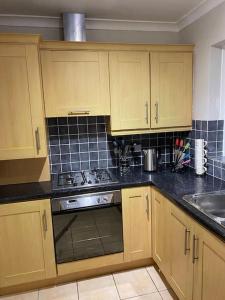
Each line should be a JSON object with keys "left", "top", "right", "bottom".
{"left": 0, "top": 266, "right": 177, "bottom": 300}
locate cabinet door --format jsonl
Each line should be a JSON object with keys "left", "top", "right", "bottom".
{"left": 151, "top": 189, "right": 169, "bottom": 275}
{"left": 193, "top": 223, "right": 225, "bottom": 300}
{"left": 0, "top": 44, "right": 47, "bottom": 160}
{"left": 151, "top": 52, "right": 192, "bottom": 128}
{"left": 109, "top": 51, "right": 150, "bottom": 131}
{"left": 41, "top": 50, "right": 110, "bottom": 117}
{"left": 122, "top": 187, "right": 151, "bottom": 262}
{"left": 0, "top": 199, "right": 56, "bottom": 288}
{"left": 168, "top": 203, "right": 193, "bottom": 300}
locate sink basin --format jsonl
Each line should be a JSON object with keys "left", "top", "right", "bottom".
{"left": 183, "top": 191, "right": 225, "bottom": 227}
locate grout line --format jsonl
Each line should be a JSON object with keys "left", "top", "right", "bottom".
{"left": 145, "top": 266, "right": 161, "bottom": 293}
{"left": 146, "top": 266, "right": 168, "bottom": 293}
{"left": 112, "top": 273, "right": 121, "bottom": 299}
{"left": 76, "top": 281, "right": 80, "bottom": 300}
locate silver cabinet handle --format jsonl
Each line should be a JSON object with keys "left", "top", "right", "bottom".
{"left": 184, "top": 228, "right": 190, "bottom": 255}
{"left": 35, "top": 127, "right": 41, "bottom": 154}
{"left": 146, "top": 193, "right": 150, "bottom": 218}
{"left": 155, "top": 102, "right": 159, "bottom": 124}
{"left": 68, "top": 111, "right": 90, "bottom": 116}
{"left": 192, "top": 234, "right": 199, "bottom": 264}
{"left": 145, "top": 101, "right": 149, "bottom": 124}
{"left": 129, "top": 195, "right": 142, "bottom": 199}
{"left": 42, "top": 210, "right": 48, "bottom": 239}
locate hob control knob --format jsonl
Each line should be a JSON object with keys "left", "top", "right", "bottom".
{"left": 88, "top": 180, "right": 92, "bottom": 184}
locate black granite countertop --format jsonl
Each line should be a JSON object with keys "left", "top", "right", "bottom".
{"left": 1, "top": 167, "right": 225, "bottom": 242}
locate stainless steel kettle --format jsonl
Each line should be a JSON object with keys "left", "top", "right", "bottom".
{"left": 143, "top": 148, "right": 158, "bottom": 171}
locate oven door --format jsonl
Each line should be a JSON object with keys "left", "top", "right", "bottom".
{"left": 52, "top": 194, "right": 123, "bottom": 264}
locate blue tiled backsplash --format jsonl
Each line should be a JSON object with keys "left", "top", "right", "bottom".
{"left": 189, "top": 120, "right": 225, "bottom": 180}
{"left": 47, "top": 117, "right": 189, "bottom": 175}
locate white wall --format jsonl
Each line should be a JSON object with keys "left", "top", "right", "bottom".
{"left": 179, "top": 1, "right": 225, "bottom": 120}
{"left": 0, "top": 25, "right": 179, "bottom": 44}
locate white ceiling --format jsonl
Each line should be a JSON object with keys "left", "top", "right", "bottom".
{"left": 0, "top": 0, "right": 204, "bottom": 22}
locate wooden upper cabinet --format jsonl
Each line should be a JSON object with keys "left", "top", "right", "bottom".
{"left": 41, "top": 50, "right": 110, "bottom": 117}
{"left": 122, "top": 186, "right": 151, "bottom": 262}
{"left": 0, "top": 42, "right": 47, "bottom": 160}
{"left": 151, "top": 52, "right": 192, "bottom": 128}
{"left": 109, "top": 51, "right": 150, "bottom": 131}
{"left": 0, "top": 199, "right": 56, "bottom": 288}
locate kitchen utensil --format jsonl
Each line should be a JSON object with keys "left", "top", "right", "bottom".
{"left": 172, "top": 139, "right": 191, "bottom": 172}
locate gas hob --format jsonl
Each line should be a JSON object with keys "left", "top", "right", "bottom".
{"left": 56, "top": 168, "right": 118, "bottom": 189}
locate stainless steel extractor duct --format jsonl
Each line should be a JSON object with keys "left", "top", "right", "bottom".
{"left": 63, "top": 13, "right": 86, "bottom": 41}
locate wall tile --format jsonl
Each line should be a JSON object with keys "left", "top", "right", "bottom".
{"left": 47, "top": 117, "right": 189, "bottom": 174}
{"left": 190, "top": 119, "right": 224, "bottom": 181}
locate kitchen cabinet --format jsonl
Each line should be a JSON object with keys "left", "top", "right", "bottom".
{"left": 41, "top": 50, "right": 110, "bottom": 117}
{"left": 0, "top": 35, "right": 47, "bottom": 160}
{"left": 151, "top": 52, "right": 192, "bottom": 129}
{"left": 193, "top": 222, "right": 225, "bottom": 300}
{"left": 151, "top": 188, "right": 169, "bottom": 275}
{"left": 0, "top": 199, "right": 56, "bottom": 288}
{"left": 109, "top": 51, "right": 150, "bottom": 131}
{"left": 122, "top": 186, "right": 151, "bottom": 262}
{"left": 152, "top": 189, "right": 225, "bottom": 300}
{"left": 40, "top": 41, "right": 193, "bottom": 134}
{"left": 168, "top": 203, "right": 194, "bottom": 300}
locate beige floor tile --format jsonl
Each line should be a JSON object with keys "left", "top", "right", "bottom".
{"left": 130, "top": 292, "right": 162, "bottom": 299}
{"left": 113, "top": 268, "right": 157, "bottom": 299}
{"left": 160, "top": 289, "right": 177, "bottom": 300}
{"left": 39, "top": 282, "right": 78, "bottom": 300}
{"left": 78, "top": 275, "right": 119, "bottom": 300}
{"left": 146, "top": 266, "right": 168, "bottom": 291}
{"left": 0, "top": 291, "right": 38, "bottom": 300}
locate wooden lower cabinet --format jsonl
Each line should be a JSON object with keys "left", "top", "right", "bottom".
{"left": 193, "top": 222, "right": 225, "bottom": 300}
{"left": 152, "top": 189, "right": 225, "bottom": 300}
{"left": 0, "top": 199, "right": 56, "bottom": 288}
{"left": 122, "top": 186, "right": 151, "bottom": 262}
{"left": 152, "top": 188, "right": 169, "bottom": 275}
{"left": 168, "top": 203, "right": 193, "bottom": 300}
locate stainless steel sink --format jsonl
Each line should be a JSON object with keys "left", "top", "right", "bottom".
{"left": 183, "top": 191, "right": 225, "bottom": 228}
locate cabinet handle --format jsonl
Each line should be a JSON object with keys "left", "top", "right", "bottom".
{"left": 129, "top": 195, "right": 142, "bottom": 199}
{"left": 184, "top": 228, "right": 190, "bottom": 255}
{"left": 155, "top": 102, "right": 159, "bottom": 124}
{"left": 68, "top": 111, "right": 90, "bottom": 116}
{"left": 192, "top": 234, "right": 199, "bottom": 264}
{"left": 35, "top": 127, "right": 41, "bottom": 154}
{"left": 42, "top": 210, "right": 48, "bottom": 239}
{"left": 145, "top": 101, "right": 149, "bottom": 124}
{"left": 146, "top": 194, "right": 150, "bottom": 218}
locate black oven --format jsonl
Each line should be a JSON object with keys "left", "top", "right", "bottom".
{"left": 51, "top": 190, "right": 123, "bottom": 264}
